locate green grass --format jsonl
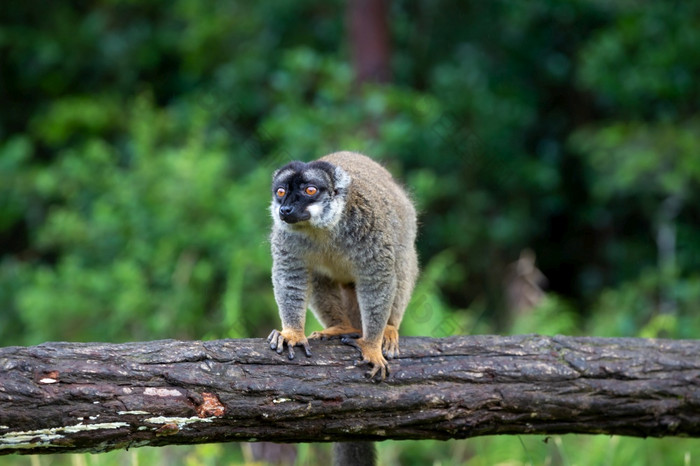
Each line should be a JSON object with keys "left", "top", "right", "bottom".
{"left": 4, "top": 435, "right": 697, "bottom": 466}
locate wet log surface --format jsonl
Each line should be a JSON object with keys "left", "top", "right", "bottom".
{"left": 1, "top": 335, "right": 699, "bottom": 455}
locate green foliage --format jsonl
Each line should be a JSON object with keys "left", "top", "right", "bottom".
{"left": 262, "top": 47, "right": 441, "bottom": 162}
{"left": 8, "top": 435, "right": 699, "bottom": 466}
{"left": 386, "top": 435, "right": 700, "bottom": 466}
{"left": 0, "top": 136, "right": 32, "bottom": 231}
{"left": 509, "top": 295, "right": 580, "bottom": 336}
{"left": 587, "top": 269, "right": 700, "bottom": 339}
{"left": 578, "top": 2, "right": 700, "bottom": 117}
{"left": 571, "top": 119, "right": 700, "bottom": 201}
{"left": 402, "top": 250, "right": 483, "bottom": 338}
{"left": 1, "top": 0, "right": 699, "bottom": 464}
{"left": 3, "top": 93, "right": 277, "bottom": 344}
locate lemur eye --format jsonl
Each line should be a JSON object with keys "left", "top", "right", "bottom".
{"left": 305, "top": 186, "right": 318, "bottom": 196}
{"left": 276, "top": 187, "right": 286, "bottom": 198}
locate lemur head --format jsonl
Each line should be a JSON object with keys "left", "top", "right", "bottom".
{"left": 271, "top": 160, "right": 351, "bottom": 230}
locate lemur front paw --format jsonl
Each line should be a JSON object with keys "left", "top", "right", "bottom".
{"left": 341, "top": 337, "right": 389, "bottom": 382}
{"left": 268, "top": 328, "right": 312, "bottom": 360}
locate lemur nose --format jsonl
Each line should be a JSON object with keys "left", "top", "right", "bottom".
{"left": 279, "top": 205, "right": 294, "bottom": 216}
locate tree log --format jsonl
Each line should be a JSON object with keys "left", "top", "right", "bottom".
{"left": 0, "top": 335, "right": 698, "bottom": 455}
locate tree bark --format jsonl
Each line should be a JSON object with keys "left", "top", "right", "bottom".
{"left": 0, "top": 335, "right": 698, "bottom": 455}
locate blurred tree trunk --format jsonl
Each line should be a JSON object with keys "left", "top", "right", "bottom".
{"left": 657, "top": 193, "right": 683, "bottom": 319}
{"left": 347, "top": 0, "right": 392, "bottom": 84}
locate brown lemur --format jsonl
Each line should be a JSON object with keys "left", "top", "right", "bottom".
{"left": 267, "top": 151, "right": 418, "bottom": 381}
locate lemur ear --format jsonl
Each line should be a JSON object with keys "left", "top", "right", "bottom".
{"left": 333, "top": 166, "right": 351, "bottom": 193}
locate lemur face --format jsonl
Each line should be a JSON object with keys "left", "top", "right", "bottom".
{"left": 271, "top": 160, "right": 351, "bottom": 230}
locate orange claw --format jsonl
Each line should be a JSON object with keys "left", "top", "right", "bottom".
{"left": 267, "top": 328, "right": 312, "bottom": 359}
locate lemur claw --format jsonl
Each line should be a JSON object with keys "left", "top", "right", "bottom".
{"left": 341, "top": 336, "right": 389, "bottom": 381}
{"left": 267, "top": 328, "right": 312, "bottom": 359}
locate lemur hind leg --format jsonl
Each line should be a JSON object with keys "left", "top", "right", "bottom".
{"left": 308, "top": 275, "right": 362, "bottom": 340}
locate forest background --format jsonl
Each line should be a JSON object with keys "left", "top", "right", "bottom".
{"left": 1, "top": 0, "right": 699, "bottom": 464}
